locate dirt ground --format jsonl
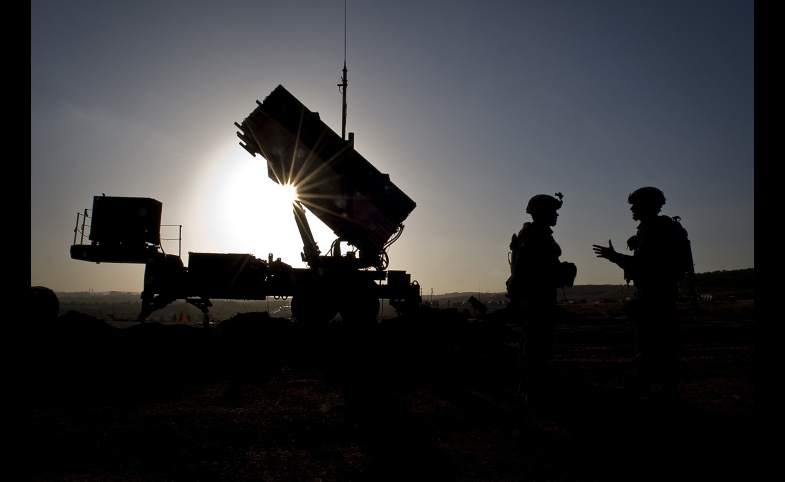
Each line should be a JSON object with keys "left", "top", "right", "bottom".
{"left": 30, "top": 301, "right": 754, "bottom": 481}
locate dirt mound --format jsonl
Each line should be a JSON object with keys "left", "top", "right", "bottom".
{"left": 216, "top": 311, "right": 286, "bottom": 333}
{"left": 122, "top": 320, "right": 203, "bottom": 343}
{"left": 49, "top": 310, "right": 119, "bottom": 342}
{"left": 213, "top": 312, "right": 301, "bottom": 376}
{"left": 30, "top": 286, "right": 59, "bottom": 321}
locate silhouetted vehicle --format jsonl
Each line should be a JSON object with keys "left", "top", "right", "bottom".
{"left": 70, "top": 85, "right": 421, "bottom": 324}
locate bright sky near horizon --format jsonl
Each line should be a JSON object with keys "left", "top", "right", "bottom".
{"left": 31, "top": 0, "right": 754, "bottom": 294}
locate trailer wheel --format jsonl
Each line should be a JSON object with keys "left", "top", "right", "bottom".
{"left": 291, "top": 291, "right": 338, "bottom": 325}
{"left": 340, "top": 294, "right": 380, "bottom": 323}
{"left": 339, "top": 280, "right": 380, "bottom": 323}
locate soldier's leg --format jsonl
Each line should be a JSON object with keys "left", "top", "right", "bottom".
{"left": 517, "top": 332, "right": 526, "bottom": 392}
{"left": 512, "top": 300, "right": 527, "bottom": 393}
{"left": 651, "top": 304, "right": 678, "bottom": 395}
{"left": 632, "top": 302, "right": 655, "bottom": 397}
{"left": 522, "top": 315, "right": 553, "bottom": 397}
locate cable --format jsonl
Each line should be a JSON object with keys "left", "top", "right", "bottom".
{"left": 383, "top": 224, "right": 404, "bottom": 249}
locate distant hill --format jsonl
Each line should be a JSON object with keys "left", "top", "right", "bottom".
{"left": 688, "top": 268, "right": 753, "bottom": 299}
{"left": 693, "top": 268, "right": 753, "bottom": 289}
{"left": 439, "top": 268, "right": 755, "bottom": 303}
{"left": 438, "top": 285, "right": 635, "bottom": 305}
{"left": 52, "top": 268, "right": 753, "bottom": 318}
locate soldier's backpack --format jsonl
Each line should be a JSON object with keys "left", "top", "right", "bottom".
{"left": 626, "top": 215, "right": 695, "bottom": 283}
{"left": 663, "top": 216, "right": 694, "bottom": 282}
{"left": 506, "top": 229, "right": 524, "bottom": 295}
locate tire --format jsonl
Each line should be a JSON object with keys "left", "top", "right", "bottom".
{"left": 339, "top": 280, "right": 380, "bottom": 323}
{"left": 291, "top": 290, "right": 338, "bottom": 325}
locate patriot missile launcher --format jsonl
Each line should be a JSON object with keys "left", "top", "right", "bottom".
{"left": 70, "top": 85, "right": 420, "bottom": 324}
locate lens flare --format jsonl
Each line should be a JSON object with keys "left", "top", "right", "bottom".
{"left": 277, "top": 183, "right": 298, "bottom": 205}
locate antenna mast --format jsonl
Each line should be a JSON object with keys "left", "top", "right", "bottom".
{"left": 338, "top": 0, "right": 348, "bottom": 140}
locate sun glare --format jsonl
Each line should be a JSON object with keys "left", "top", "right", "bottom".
{"left": 276, "top": 183, "right": 298, "bottom": 205}
{"left": 202, "top": 152, "right": 336, "bottom": 267}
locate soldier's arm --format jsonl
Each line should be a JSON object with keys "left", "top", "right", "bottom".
{"left": 592, "top": 240, "right": 631, "bottom": 268}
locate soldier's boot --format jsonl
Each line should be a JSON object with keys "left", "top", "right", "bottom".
{"left": 657, "top": 384, "right": 678, "bottom": 406}
{"left": 658, "top": 351, "right": 679, "bottom": 403}
{"left": 522, "top": 366, "right": 555, "bottom": 409}
{"left": 636, "top": 381, "right": 653, "bottom": 400}
{"left": 621, "top": 373, "right": 652, "bottom": 401}
{"left": 616, "top": 380, "right": 652, "bottom": 401}
{"left": 633, "top": 352, "right": 654, "bottom": 400}
{"left": 657, "top": 367, "right": 679, "bottom": 405}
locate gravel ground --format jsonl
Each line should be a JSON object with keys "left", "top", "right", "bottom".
{"left": 30, "top": 302, "right": 754, "bottom": 481}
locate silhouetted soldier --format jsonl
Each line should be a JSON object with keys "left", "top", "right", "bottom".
{"left": 507, "top": 193, "right": 577, "bottom": 404}
{"left": 593, "top": 187, "right": 694, "bottom": 401}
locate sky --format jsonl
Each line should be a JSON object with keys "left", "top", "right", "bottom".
{"left": 31, "top": 0, "right": 754, "bottom": 294}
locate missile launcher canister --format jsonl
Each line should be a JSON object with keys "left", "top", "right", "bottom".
{"left": 235, "top": 85, "right": 416, "bottom": 261}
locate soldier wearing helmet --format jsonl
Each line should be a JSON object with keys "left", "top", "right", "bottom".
{"left": 593, "top": 187, "right": 695, "bottom": 402}
{"left": 507, "top": 193, "right": 577, "bottom": 405}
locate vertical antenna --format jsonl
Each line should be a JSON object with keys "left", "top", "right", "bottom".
{"left": 338, "top": 0, "right": 348, "bottom": 140}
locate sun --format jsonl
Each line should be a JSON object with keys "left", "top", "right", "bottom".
{"left": 204, "top": 154, "right": 310, "bottom": 261}
{"left": 275, "top": 183, "right": 299, "bottom": 205}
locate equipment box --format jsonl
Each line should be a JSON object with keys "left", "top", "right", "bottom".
{"left": 89, "top": 196, "right": 162, "bottom": 245}
{"left": 188, "top": 252, "right": 267, "bottom": 300}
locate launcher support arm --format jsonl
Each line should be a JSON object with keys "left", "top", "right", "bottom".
{"left": 293, "top": 201, "right": 321, "bottom": 265}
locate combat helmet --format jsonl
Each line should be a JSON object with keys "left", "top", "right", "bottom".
{"left": 627, "top": 187, "right": 666, "bottom": 208}
{"left": 526, "top": 192, "right": 564, "bottom": 215}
